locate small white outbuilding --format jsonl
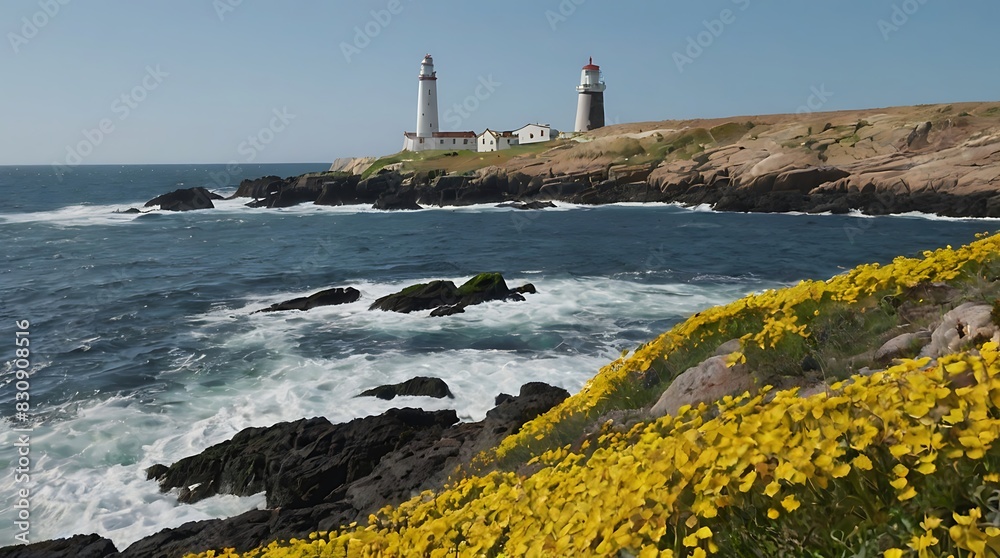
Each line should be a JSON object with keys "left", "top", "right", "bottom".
{"left": 477, "top": 129, "right": 518, "bottom": 152}
{"left": 513, "top": 124, "right": 552, "bottom": 145}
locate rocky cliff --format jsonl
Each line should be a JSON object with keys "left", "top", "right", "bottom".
{"left": 142, "top": 102, "right": 998, "bottom": 217}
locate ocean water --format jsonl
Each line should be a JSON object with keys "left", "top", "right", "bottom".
{"left": 0, "top": 164, "right": 994, "bottom": 549}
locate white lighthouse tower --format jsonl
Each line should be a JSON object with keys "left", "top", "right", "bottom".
{"left": 403, "top": 54, "right": 477, "bottom": 152}
{"left": 416, "top": 54, "right": 439, "bottom": 138}
{"left": 574, "top": 57, "right": 606, "bottom": 133}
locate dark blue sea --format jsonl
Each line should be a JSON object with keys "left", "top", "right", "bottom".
{"left": 0, "top": 164, "right": 994, "bottom": 546}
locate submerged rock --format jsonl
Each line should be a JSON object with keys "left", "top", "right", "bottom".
{"left": 253, "top": 287, "right": 361, "bottom": 314}
{"left": 359, "top": 377, "right": 454, "bottom": 400}
{"left": 144, "top": 187, "right": 221, "bottom": 211}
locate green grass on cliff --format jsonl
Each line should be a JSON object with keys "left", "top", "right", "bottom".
{"left": 361, "top": 141, "right": 564, "bottom": 179}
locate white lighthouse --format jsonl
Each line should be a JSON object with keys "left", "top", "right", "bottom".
{"left": 416, "top": 54, "right": 439, "bottom": 137}
{"left": 574, "top": 57, "right": 606, "bottom": 133}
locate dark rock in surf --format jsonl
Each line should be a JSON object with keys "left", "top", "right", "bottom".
{"left": 145, "top": 408, "right": 460, "bottom": 507}
{"left": 373, "top": 192, "right": 422, "bottom": 211}
{"left": 0, "top": 534, "right": 119, "bottom": 558}
{"left": 496, "top": 200, "right": 556, "bottom": 210}
{"left": 430, "top": 304, "right": 466, "bottom": 317}
{"left": 78, "top": 382, "right": 570, "bottom": 558}
{"left": 252, "top": 287, "right": 361, "bottom": 314}
{"left": 369, "top": 273, "right": 534, "bottom": 315}
{"left": 144, "top": 187, "right": 219, "bottom": 211}
{"left": 370, "top": 280, "right": 461, "bottom": 314}
{"left": 359, "top": 377, "right": 454, "bottom": 400}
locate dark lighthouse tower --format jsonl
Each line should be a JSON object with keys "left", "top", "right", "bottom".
{"left": 574, "top": 57, "right": 606, "bottom": 132}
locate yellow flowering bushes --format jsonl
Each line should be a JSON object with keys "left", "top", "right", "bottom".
{"left": 190, "top": 342, "right": 1000, "bottom": 557}
{"left": 185, "top": 233, "right": 1000, "bottom": 557}
{"left": 491, "top": 232, "right": 1000, "bottom": 464}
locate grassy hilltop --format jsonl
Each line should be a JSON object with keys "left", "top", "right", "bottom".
{"left": 187, "top": 230, "right": 1000, "bottom": 556}
{"left": 351, "top": 101, "right": 1000, "bottom": 218}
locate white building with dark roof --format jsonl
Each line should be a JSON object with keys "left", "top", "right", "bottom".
{"left": 477, "top": 129, "right": 518, "bottom": 152}
{"left": 401, "top": 55, "right": 562, "bottom": 153}
{"left": 513, "top": 123, "right": 552, "bottom": 145}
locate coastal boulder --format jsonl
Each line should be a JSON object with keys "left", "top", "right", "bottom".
{"left": 359, "top": 377, "right": 454, "bottom": 400}
{"left": 370, "top": 280, "right": 461, "bottom": 313}
{"left": 369, "top": 273, "right": 534, "bottom": 315}
{"left": 52, "top": 383, "right": 570, "bottom": 558}
{"left": 373, "top": 192, "right": 422, "bottom": 211}
{"left": 345, "top": 382, "right": 570, "bottom": 515}
{"left": 145, "top": 187, "right": 220, "bottom": 211}
{"left": 649, "top": 355, "right": 754, "bottom": 418}
{"left": 874, "top": 331, "right": 932, "bottom": 363}
{"left": 0, "top": 534, "right": 118, "bottom": 558}
{"left": 146, "top": 408, "right": 459, "bottom": 508}
{"left": 919, "top": 303, "right": 996, "bottom": 358}
{"left": 233, "top": 176, "right": 284, "bottom": 198}
{"left": 253, "top": 287, "right": 361, "bottom": 314}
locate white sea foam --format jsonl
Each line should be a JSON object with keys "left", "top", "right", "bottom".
{"left": 0, "top": 203, "right": 151, "bottom": 226}
{"left": 0, "top": 274, "right": 762, "bottom": 548}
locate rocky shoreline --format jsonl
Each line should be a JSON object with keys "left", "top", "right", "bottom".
{"left": 0, "top": 273, "right": 545, "bottom": 558}
{"left": 141, "top": 103, "right": 1000, "bottom": 218}
{"left": 1, "top": 384, "right": 570, "bottom": 558}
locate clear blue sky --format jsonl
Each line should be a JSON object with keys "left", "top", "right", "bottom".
{"left": 2, "top": 1, "right": 998, "bottom": 165}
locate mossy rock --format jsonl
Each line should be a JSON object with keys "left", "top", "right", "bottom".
{"left": 458, "top": 272, "right": 509, "bottom": 297}
{"left": 371, "top": 273, "right": 519, "bottom": 314}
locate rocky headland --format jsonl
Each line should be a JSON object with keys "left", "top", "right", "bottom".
{"left": 144, "top": 102, "right": 1000, "bottom": 218}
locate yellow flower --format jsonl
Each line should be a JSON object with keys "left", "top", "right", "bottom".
{"left": 780, "top": 495, "right": 801, "bottom": 512}
{"left": 852, "top": 454, "right": 873, "bottom": 471}
{"left": 921, "top": 516, "right": 942, "bottom": 530}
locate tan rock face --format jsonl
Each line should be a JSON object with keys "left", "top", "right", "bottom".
{"left": 649, "top": 355, "right": 754, "bottom": 418}
{"left": 490, "top": 102, "right": 1000, "bottom": 211}
{"left": 920, "top": 303, "right": 997, "bottom": 359}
